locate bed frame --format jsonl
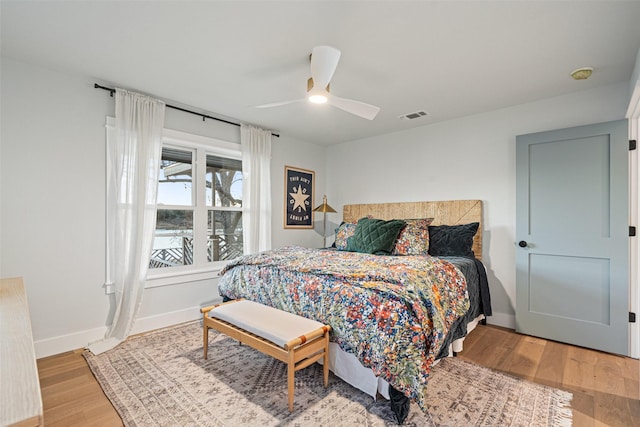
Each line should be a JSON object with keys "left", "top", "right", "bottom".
{"left": 343, "top": 199, "right": 483, "bottom": 260}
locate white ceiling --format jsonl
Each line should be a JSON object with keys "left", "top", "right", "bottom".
{"left": 2, "top": 1, "right": 640, "bottom": 145}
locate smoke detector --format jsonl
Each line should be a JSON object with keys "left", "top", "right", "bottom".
{"left": 398, "top": 110, "right": 429, "bottom": 120}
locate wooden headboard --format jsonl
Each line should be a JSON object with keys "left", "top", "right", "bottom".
{"left": 342, "top": 200, "right": 483, "bottom": 260}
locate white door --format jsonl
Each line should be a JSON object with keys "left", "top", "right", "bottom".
{"left": 516, "top": 119, "right": 629, "bottom": 356}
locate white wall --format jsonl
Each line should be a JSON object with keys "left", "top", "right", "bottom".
{"left": 326, "top": 82, "right": 630, "bottom": 328}
{"left": 2, "top": 55, "right": 632, "bottom": 355}
{"left": 271, "top": 139, "right": 329, "bottom": 250}
{"left": 0, "top": 57, "right": 326, "bottom": 357}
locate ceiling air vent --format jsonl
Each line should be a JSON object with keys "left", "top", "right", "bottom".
{"left": 398, "top": 110, "right": 429, "bottom": 120}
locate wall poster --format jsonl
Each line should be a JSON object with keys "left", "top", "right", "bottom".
{"left": 284, "top": 166, "right": 314, "bottom": 228}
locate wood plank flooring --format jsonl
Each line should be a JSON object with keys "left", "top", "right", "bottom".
{"left": 37, "top": 350, "right": 122, "bottom": 426}
{"left": 458, "top": 325, "right": 640, "bottom": 427}
{"left": 36, "top": 324, "right": 639, "bottom": 426}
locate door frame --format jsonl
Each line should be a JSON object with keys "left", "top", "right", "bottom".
{"left": 627, "top": 81, "right": 640, "bottom": 359}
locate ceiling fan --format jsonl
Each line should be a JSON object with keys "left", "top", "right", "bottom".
{"left": 256, "top": 46, "right": 380, "bottom": 120}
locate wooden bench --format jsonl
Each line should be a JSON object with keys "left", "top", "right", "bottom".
{"left": 200, "top": 299, "right": 331, "bottom": 412}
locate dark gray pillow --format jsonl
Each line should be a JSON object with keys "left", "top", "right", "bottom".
{"left": 428, "top": 222, "right": 479, "bottom": 257}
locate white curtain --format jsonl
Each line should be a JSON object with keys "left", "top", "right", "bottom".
{"left": 241, "top": 124, "right": 272, "bottom": 254}
{"left": 89, "top": 89, "right": 165, "bottom": 354}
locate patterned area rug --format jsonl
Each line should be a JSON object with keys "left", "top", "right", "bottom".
{"left": 84, "top": 321, "right": 572, "bottom": 426}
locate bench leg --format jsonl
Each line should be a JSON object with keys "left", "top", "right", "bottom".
{"left": 323, "top": 333, "right": 329, "bottom": 387}
{"left": 203, "top": 323, "right": 209, "bottom": 360}
{"left": 287, "top": 351, "right": 295, "bottom": 412}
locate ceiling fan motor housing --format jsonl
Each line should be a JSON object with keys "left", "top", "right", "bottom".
{"left": 307, "top": 78, "right": 329, "bottom": 93}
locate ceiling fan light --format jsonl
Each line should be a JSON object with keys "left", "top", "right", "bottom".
{"left": 307, "top": 78, "right": 329, "bottom": 104}
{"left": 308, "top": 94, "right": 328, "bottom": 104}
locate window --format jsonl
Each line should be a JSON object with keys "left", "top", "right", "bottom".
{"left": 151, "top": 147, "right": 195, "bottom": 269}
{"left": 150, "top": 133, "right": 244, "bottom": 277}
{"left": 205, "top": 154, "right": 243, "bottom": 262}
{"left": 105, "top": 118, "right": 242, "bottom": 289}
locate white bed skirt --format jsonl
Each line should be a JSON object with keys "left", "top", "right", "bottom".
{"left": 322, "top": 314, "right": 485, "bottom": 400}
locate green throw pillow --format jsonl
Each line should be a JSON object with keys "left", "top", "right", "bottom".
{"left": 347, "top": 218, "right": 407, "bottom": 255}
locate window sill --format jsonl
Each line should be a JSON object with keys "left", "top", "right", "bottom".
{"left": 146, "top": 267, "right": 222, "bottom": 288}
{"left": 103, "top": 267, "right": 222, "bottom": 294}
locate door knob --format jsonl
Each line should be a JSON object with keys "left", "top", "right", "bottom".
{"left": 518, "top": 241, "right": 528, "bottom": 248}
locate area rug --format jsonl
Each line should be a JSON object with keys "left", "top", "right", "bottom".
{"left": 84, "top": 321, "right": 572, "bottom": 426}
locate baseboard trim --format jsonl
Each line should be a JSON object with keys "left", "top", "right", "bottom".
{"left": 485, "top": 311, "right": 516, "bottom": 330}
{"left": 130, "top": 307, "right": 202, "bottom": 336}
{"left": 35, "top": 306, "right": 203, "bottom": 359}
{"left": 36, "top": 307, "right": 518, "bottom": 359}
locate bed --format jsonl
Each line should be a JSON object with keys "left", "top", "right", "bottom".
{"left": 217, "top": 200, "right": 491, "bottom": 422}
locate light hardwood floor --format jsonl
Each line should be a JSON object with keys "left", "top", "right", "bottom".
{"left": 37, "top": 324, "right": 639, "bottom": 427}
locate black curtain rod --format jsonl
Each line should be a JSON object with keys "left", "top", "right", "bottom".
{"left": 94, "top": 83, "right": 279, "bottom": 138}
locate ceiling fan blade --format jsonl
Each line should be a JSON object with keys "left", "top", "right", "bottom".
{"left": 310, "top": 46, "right": 341, "bottom": 91}
{"left": 255, "top": 99, "right": 304, "bottom": 108}
{"left": 330, "top": 96, "right": 380, "bottom": 120}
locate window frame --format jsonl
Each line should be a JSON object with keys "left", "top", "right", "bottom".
{"left": 105, "top": 117, "right": 243, "bottom": 290}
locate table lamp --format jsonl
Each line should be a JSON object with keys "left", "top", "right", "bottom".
{"left": 313, "top": 195, "right": 336, "bottom": 248}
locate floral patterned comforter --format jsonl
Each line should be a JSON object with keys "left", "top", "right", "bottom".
{"left": 217, "top": 246, "right": 469, "bottom": 411}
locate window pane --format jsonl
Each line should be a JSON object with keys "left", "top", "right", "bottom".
{"left": 157, "top": 148, "right": 193, "bottom": 206}
{"left": 206, "top": 155, "right": 242, "bottom": 207}
{"left": 208, "top": 210, "right": 243, "bottom": 262}
{"left": 150, "top": 209, "right": 194, "bottom": 268}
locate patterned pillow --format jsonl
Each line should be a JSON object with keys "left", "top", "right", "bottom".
{"left": 346, "top": 218, "right": 407, "bottom": 255}
{"left": 334, "top": 221, "right": 356, "bottom": 250}
{"left": 391, "top": 218, "right": 434, "bottom": 256}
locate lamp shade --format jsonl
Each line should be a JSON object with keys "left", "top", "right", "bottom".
{"left": 313, "top": 195, "right": 336, "bottom": 213}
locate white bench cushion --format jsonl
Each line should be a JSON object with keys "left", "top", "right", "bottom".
{"left": 209, "top": 300, "right": 325, "bottom": 348}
